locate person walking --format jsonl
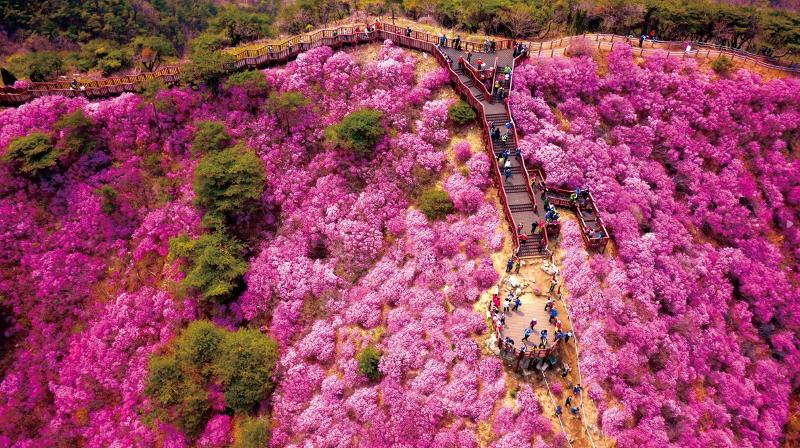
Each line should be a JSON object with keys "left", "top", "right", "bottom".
{"left": 561, "top": 363, "right": 571, "bottom": 378}
{"left": 529, "top": 318, "right": 537, "bottom": 329}
{"left": 466, "top": 50, "right": 472, "bottom": 63}
{"left": 565, "top": 396, "right": 572, "bottom": 407}
{"left": 440, "top": 33, "right": 447, "bottom": 47}
{"left": 490, "top": 40, "right": 496, "bottom": 52}
{"left": 505, "top": 257, "right": 514, "bottom": 273}
{"left": 549, "top": 307, "right": 558, "bottom": 324}
{"left": 544, "top": 298, "right": 555, "bottom": 311}
{"left": 573, "top": 384, "right": 582, "bottom": 395}
{"left": 503, "top": 167, "right": 512, "bottom": 182}
{"left": 512, "top": 296, "right": 522, "bottom": 311}
{"left": 522, "top": 327, "right": 532, "bottom": 342}
{"left": 555, "top": 405, "right": 562, "bottom": 417}
{"left": 503, "top": 297, "right": 511, "bottom": 313}
{"left": 483, "top": 38, "right": 490, "bottom": 52}
{"left": 514, "top": 259, "right": 521, "bottom": 274}
{"left": 564, "top": 331, "right": 573, "bottom": 343}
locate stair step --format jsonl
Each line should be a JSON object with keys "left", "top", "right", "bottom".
{"left": 517, "top": 243, "right": 548, "bottom": 258}
{"left": 506, "top": 184, "right": 528, "bottom": 193}
{"left": 509, "top": 203, "right": 534, "bottom": 212}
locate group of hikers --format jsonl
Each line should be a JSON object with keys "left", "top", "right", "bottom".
{"left": 555, "top": 384, "right": 584, "bottom": 418}
{"left": 493, "top": 267, "right": 573, "bottom": 353}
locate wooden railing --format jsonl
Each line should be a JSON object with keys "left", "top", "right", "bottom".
{"left": 458, "top": 57, "right": 493, "bottom": 103}
{"left": 3, "top": 25, "right": 798, "bottom": 106}
{"left": 426, "top": 44, "right": 522, "bottom": 252}
{"left": 529, "top": 169, "right": 610, "bottom": 252}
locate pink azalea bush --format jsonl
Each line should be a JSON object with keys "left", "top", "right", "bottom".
{"left": 513, "top": 45, "right": 800, "bottom": 447}
{"left": 1, "top": 38, "right": 797, "bottom": 448}
{"left": 0, "top": 41, "right": 523, "bottom": 446}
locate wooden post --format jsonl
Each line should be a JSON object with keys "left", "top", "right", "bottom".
{"left": 514, "top": 349, "right": 524, "bottom": 372}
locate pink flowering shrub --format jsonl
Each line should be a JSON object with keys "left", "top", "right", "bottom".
{"left": 514, "top": 45, "right": 800, "bottom": 447}
{"left": 0, "top": 41, "right": 522, "bottom": 447}
{"left": 5, "top": 36, "right": 794, "bottom": 448}
{"left": 453, "top": 140, "right": 472, "bottom": 163}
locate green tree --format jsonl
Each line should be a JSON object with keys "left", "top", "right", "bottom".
{"left": 174, "top": 320, "right": 224, "bottom": 372}
{"left": 448, "top": 100, "right": 477, "bottom": 125}
{"left": 711, "top": 56, "right": 734, "bottom": 76}
{"left": 192, "top": 121, "right": 232, "bottom": 154}
{"left": 168, "top": 232, "right": 249, "bottom": 301}
{"left": 145, "top": 353, "right": 186, "bottom": 407}
{"left": 325, "top": 109, "right": 385, "bottom": 158}
{"left": 418, "top": 187, "right": 455, "bottom": 221}
{"left": 145, "top": 320, "right": 279, "bottom": 440}
{"left": 54, "top": 109, "right": 95, "bottom": 156}
{"left": 357, "top": 346, "right": 383, "bottom": 381}
{"left": 266, "top": 91, "right": 310, "bottom": 133}
{"left": 193, "top": 144, "right": 266, "bottom": 225}
{"left": 217, "top": 327, "right": 280, "bottom": 413}
{"left": 24, "top": 52, "right": 64, "bottom": 82}
{"left": 233, "top": 416, "right": 271, "bottom": 448}
{"left": 225, "top": 70, "right": 268, "bottom": 93}
{"left": 181, "top": 49, "right": 236, "bottom": 91}
{"left": 96, "top": 185, "right": 119, "bottom": 215}
{"left": 4, "top": 132, "right": 57, "bottom": 175}
{"left": 128, "top": 35, "right": 176, "bottom": 71}
{"left": 210, "top": 6, "right": 273, "bottom": 46}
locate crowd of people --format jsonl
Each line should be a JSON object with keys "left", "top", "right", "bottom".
{"left": 492, "top": 268, "right": 573, "bottom": 354}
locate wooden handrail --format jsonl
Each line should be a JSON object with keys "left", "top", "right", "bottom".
{"left": 458, "top": 57, "right": 493, "bottom": 103}
{"left": 3, "top": 26, "right": 797, "bottom": 107}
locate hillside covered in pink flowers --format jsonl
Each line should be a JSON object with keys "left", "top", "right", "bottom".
{"left": 0, "top": 40, "right": 799, "bottom": 448}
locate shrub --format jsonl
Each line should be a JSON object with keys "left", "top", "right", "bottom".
{"left": 168, "top": 233, "right": 249, "bottom": 302}
{"left": 225, "top": 70, "right": 267, "bottom": 91}
{"left": 54, "top": 109, "right": 95, "bottom": 156}
{"left": 266, "top": 91, "right": 310, "bottom": 133}
{"left": 70, "top": 39, "right": 131, "bottom": 75}
{"left": 566, "top": 37, "right": 596, "bottom": 58}
{"left": 448, "top": 100, "right": 476, "bottom": 125}
{"left": 96, "top": 185, "right": 118, "bottom": 215}
{"left": 128, "top": 35, "right": 176, "bottom": 71}
{"left": 325, "top": 109, "right": 385, "bottom": 157}
{"left": 4, "top": 132, "right": 57, "bottom": 175}
{"left": 233, "top": 416, "right": 271, "bottom": 448}
{"left": 711, "top": 56, "right": 734, "bottom": 76}
{"left": 181, "top": 49, "right": 237, "bottom": 91}
{"left": 357, "top": 346, "right": 383, "bottom": 381}
{"left": 192, "top": 121, "right": 232, "bottom": 154}
{"left": 24, "top": 52, "right": 63, "bottom": 82}
{"left": 193, "top": 144, "right": 266, "bottom": 224}
{"left": 419, "top": 187, "right": 455, "bottom": 221}
{"left": 146, "top": 321, "right": 278, "bottom": 439}
{"left": 217, "top": 327, "right": 280, "bottom": 413}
